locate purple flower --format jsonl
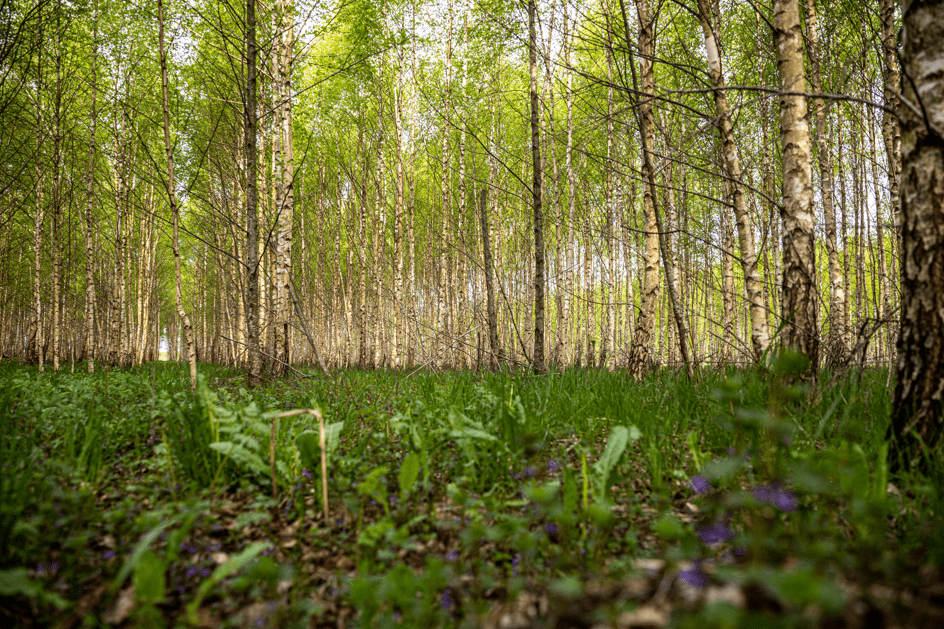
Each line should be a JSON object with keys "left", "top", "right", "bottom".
{"left": 544, "top": 522, "right": 560, "bottom": 537}
{"left": 103, "top": 550, "right": 116, "bottom": 560}
{"left": 752, "top": 486, "right": 771, "bottom": 503}
{"left": 678, "top": 566, "right": 708, "bottom": 589}
{"left": 547, "top": 460, "right": 561, "bottom": 472}
{"left": 302, "top": 470, "right": 312, "bottom": 479}
{"left": 771, "top": 488, "right": 797, "bottom": 512}
{"left": 697, "top": 523, "right": 734, "bottom": 545}
{"left": 446, "top": 549, "right": 458, "bottom": 562}
{"left": 186, "top": 566, "right": 198, "bottom": 577}
{"left": 524, "top": 466, "right": 536, "bottom": 478}
{"left": 200, "top": 568, "right": 211, "bottom": 578}
{"left": 440, "top": 588, "right": 454, "bottom": 610}
{"left": 690, "top": 475, "right": 710, "bottom": 495}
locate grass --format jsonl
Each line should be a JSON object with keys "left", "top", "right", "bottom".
{"left": 0, "top": 357, "right": 941, "bottom": 628}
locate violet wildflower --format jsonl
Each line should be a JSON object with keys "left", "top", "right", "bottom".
{"left": 690, "top": 475, "right": 710, "bottom": 495}
{"left": 677, "top": 565, "right": 708, "bottom": 589}
{"left": 302, "top": 470, "right": 312, "bottom": 479}
{"left": 200, "top": 568, "right": 211, "bottom": 578}
{"left": 547, "top": 460, "right": 561, "bottom": 472}
{"left": 186, "top": 566, "right": 198, "bottom": 578}
{"left": 752, "top": 485, "right": 771, "bottom": 503}
{"left": 544, "top": 522, "right": 560, "bottom": 537}
{"left": 697, "top": 523, "right": 734, "bottom": 545}
{"left": 771, "top": 488, "right": 797, "bottom": 512}
{"left": 524, "top": 466, "right": 536, "bottom": 478}
{"left": 440, "top": 588, "right": 454, "bottom": 610}
{"left": 446, "top": 549, "right": 458, "bottom": 562}
{"left": 103, "top": 550, "right": 115, "bottom": 560}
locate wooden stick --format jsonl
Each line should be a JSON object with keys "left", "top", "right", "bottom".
{"left": 316, "top": 408, "right": 329, "bottom": 526}
{"left": 271, "top": 408, "right": 331, "bottom": 525}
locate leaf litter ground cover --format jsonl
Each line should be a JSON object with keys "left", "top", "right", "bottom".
{"left": 1, "top": 358, "right": 943, "bottom": 628}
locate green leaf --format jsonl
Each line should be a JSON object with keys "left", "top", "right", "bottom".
{"left": 0, "top": 568, "right": 39, "bottom": 598}
{"left": 398, "top": 452, "right": 420, "bottom": 496}
{"left": 701, "top": 456, "right": 744, "bottom": 481}
{"left": 0, "top": 568, "right": 68, "bottom": 609}
{"left": 550, "top": 575, "right": 582, "bottom": 598}
{"left": 133, "top": 550, "right": 166, "bottom": 605}
{"left": 653, "top": 513, "right": 685, "bottom": 541}
{"left": 209, "top": 441, "right": 268, "bottom": 475}
{"left": 295, "top": 432, "right": 321, "bottom": 472}
{"left": 592, "top": 425, "right": 638, "bottom": 497}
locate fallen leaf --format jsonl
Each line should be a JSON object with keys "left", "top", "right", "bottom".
{"left": 101, "top": 585, "right": 135, "bottom": 625}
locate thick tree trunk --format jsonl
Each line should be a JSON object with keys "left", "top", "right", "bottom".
{"left": 158, "top": 0, "right": 197, "bottom": 390}
{"left": 889, "top": 0, "right": 944, "bottom": 470}
{"left": 772, "top": 0, "right": 819, "bottom": 370}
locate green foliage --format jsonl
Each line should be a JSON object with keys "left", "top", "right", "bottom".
{"left": 0, "top": 362, "right": 940, "bottom": 627}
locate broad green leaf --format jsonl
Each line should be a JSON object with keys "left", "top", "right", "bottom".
{"left": 701, "top": 456, "right": 745, "bottom": 481}
{"left": 133, "top": 550, "right": 165, "bottom": 605}
{"left": 398, "top": 452, "right": 420, "bottom": 495}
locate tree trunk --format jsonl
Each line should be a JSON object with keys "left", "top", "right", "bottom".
{"left": 273, "top": 0, "right": 295, "bottom": 377}
{"left": 772, "top": 0, "right": 819, "bottom": 370}
{"left": 245, "top": 0, "right": 262, "bottom": 386}
{"left": 880, "top": 0, "right": 902, "bottom": 235}
{"left": 889, "top": 0, "right": 944, "bottom": 470}
{"left": 528, "top": 0, "right": 546, "bottom": 372}
{"left": 51, "top": 17, "right": 62, "bottom": 373}
{"left": 696, "top": 0, "right": 771, "bottom": 360}
{"left": 479, "top": 186, "right": 502, "bottom": 369}
{"left": 158, "top": 0, "right": 197, "bottom": 390}
{"left": 806, "top": 0, "right": 846, "bottom": 364}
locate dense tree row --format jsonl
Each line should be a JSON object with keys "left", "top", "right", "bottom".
{"left": 0, "top": 0, "right": 909, "bottom": 380}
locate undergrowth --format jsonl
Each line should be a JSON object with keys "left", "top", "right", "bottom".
{"left": 0, "top": 358, "right": 941, "bottom": 628}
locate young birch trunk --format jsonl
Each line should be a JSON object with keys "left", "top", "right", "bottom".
{"left": 51, "top": 21, "right": 62, "bottom": 372}
{"left": 564, "top": 14, "right": 576, "bottom": 365}
{"left": 528, "top": 0, "right": 546, "bottom": 372}
{"left": 697, "top": 0, "right": 771, "bottom": 360}
{"left": 772, "top": 0, "right": 819, "bottom": 370}
{"left": 245, "top": 0, "right": 262, "bottom": 386}
{"left": 31, "top": 22, "right": 44, "bottom": 371}
{"left": 806, "top": 0, "right": 846, "bottom": 364}
{"left": 158, "top": 0, "right": 197, "bottom": 389}
{"left": 880, "top": 0, "right": 901, "bottom": 235}
{"left": 438, "top": 0, "right": 454, "bottom": 368}
{"left": 273, "top": 0, "right": 295, "bottom": 377}
{"left": 602, "top": 22, "right": 614, "bottom": 368}
{"left": 626, "top": 0, "right": 665, "bottom": 376}
{"left": 393, "top": 72, "right": 405, "bottom": 369}
{"left": 889, "top": 0, "right": 944, "bottom": 470}
{"left": 721, "top": 181, "right": 737, "bottom": 362}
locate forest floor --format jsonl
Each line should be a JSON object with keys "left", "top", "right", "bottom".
{"left": 1, "top": 358, "right": 942, "bottom": 628}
